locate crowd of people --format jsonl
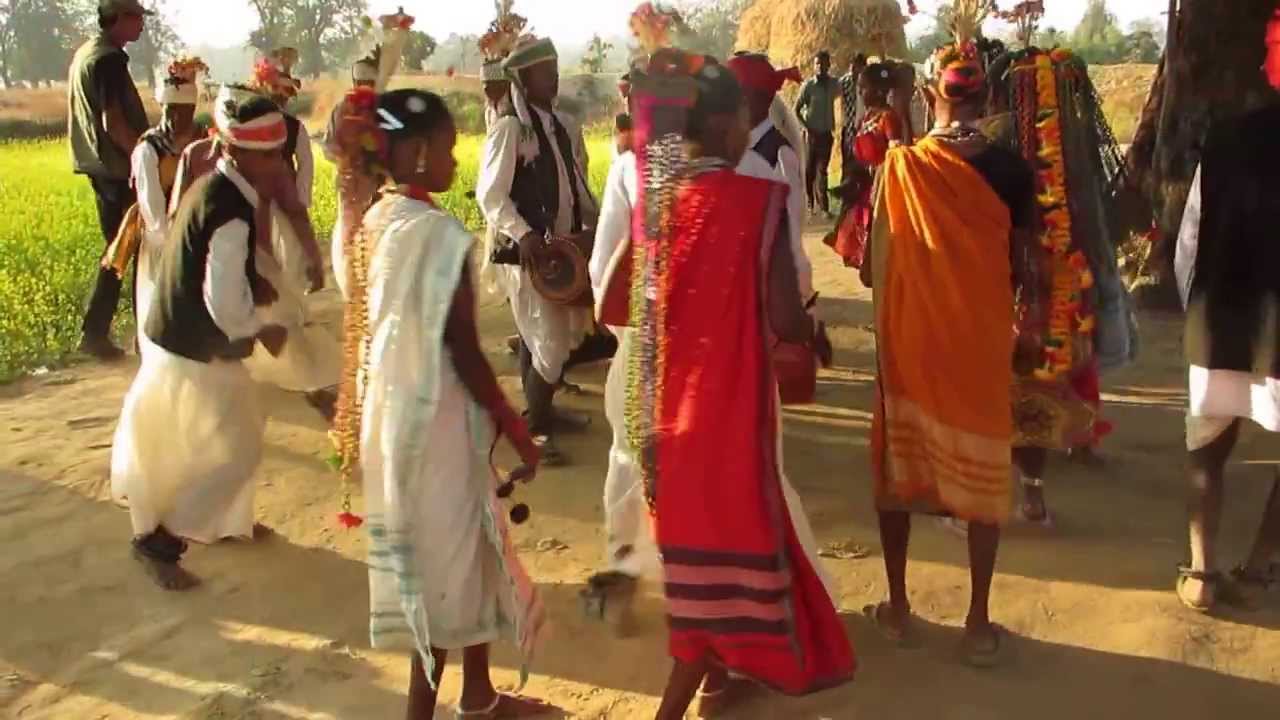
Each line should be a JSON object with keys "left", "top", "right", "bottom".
{"left": 58, "top": 0, "right": 1280, "bottom": 717}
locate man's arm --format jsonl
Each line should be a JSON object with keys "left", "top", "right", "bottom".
{"left": 131, "top": 142, "right": 167, "bottom": 245}
{"left": 320, "top": 104, "right": 342, "bottom": 163}
{"left": 1175, "top": 163, "right": 1204, "bottom": 311}
{"left": 590, "top": 153, "right": 634, "bottom": 299}
{"left": 794, "top": 81, "right": 811, "bottom": 124}
{"left": 97, "top": 55, "right": 142, "bottom": 155}
{"left": 477, "top": 118, "right": 535, "bottom": 242}
{"left": 294, "top": 124, "right": 315, "bottom": 209}
{"left": 776, "top": 145, "right": 812, "bottom": 300}
{"left": 204, "top": 219, "right": 263, "bottom": 341}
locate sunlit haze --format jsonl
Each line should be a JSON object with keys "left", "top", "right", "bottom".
{"left": 169, "top": 0, "right": 1169, "bottom": 50}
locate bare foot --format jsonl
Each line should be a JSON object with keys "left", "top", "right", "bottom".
{"left": 1068, "top": 446, "right": 1106, "bottom": 468}
{"left": 696, "top": 677, "right": 754, "bottom": 719}
{"left": 132, "top": 546, "right": 200, "bottom": 591}
{"left": 456, "top": 693, "right": 556, "bottom": 718}
{"left": 1021, "top": 486, "right": 1049, "bottom": 524}
{"left": 305, "top": 389, "right": 337, "bottom": 423}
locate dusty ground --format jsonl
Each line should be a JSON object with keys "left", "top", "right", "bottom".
{"left": 2, "top": 226, "right": 1279, "bottom": 720}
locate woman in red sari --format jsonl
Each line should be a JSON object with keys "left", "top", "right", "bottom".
{"left": 626, "top": 44, "right": 855, "bottom": 720}
{"left": 826, "top": 62, "right": 906, "bottom": 268}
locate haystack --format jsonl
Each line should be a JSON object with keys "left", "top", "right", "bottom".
{"left": 736, "top": 0, "right": 911, "bottom": 69}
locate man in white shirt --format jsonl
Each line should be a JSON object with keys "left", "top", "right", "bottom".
{"left": 129, "top": 57, "right": 204, "bottom": 339}
{"left": 112, "top": 87, "right": 290, "bottom": 591}
{"left": 584, "top": 148, "right": 658, "bottom": 610}
{"left": 477, "top": 37, "right": 598, "bottom": 465}
{"left": 729, "top": 52, "right": 814, "bottom": 302}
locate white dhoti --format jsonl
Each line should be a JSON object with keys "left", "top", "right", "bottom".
{"left": 134, "top": 232, "right": 163, "bottom": 352}
{"left": 602, "top": 327, "right": 658, "bottom": 579}
{"left": 1185, "top": 365, "right": 1280, "bottom": 451}
{"left": 111, "top": 349, "right": 264, "bottom": 543}
{"left": 244, "top": 205, "right": 341, "bottom": 392}
{"left": 500, "top": 265, "right": 591, "bottom": 383}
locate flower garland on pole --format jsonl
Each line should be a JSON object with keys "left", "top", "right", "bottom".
{"left": 1024, "top": 48, "right": 1094, "bottom": 380}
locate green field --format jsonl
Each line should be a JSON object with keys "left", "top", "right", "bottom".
{"left": 0, "top": 135, "right": 612, "bottom": 382}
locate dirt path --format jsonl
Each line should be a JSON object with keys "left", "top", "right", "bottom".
{"left": 2, "top": 229, "right": 1278, "bottom": 719}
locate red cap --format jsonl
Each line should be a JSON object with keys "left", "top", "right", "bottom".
{"left": 727, "top": 54, "right": 802, "bottom": 96}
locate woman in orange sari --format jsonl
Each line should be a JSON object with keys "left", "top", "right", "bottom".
{"left": 625, "top": 38, "right": 854, "bottom": 719}
{"left": 826, "top": 62, "right": 906, "bottom": 268}
{"left": 861, "top": 31, "right": 1036, "bottom": 667}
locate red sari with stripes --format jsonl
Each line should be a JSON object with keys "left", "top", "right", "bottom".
{"left": 647, "top": 168, "right": 855, "bottom": 694}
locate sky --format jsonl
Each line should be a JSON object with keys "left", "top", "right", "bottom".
{"left": 170, "top": 0, "right": 1170, "bottom": 50}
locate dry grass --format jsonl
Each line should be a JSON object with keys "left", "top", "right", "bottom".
{"left": 737, "top": 0, "right": 910, "bottom": 67}
{"left": 1089, "top": 63, "right": 1158, "bottom": 146}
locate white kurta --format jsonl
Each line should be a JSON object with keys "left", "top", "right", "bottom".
{"left": 1177, "top": 162, "right": 1280, "bottom": 449}
{"left": 111, "top": 161, "right": 266, "bottom": 543}
{"left": 477, "top": 105, "right": 596, "bottom": 383}
{"left": 130, "top": 141, "right": 170, "bottom": 341}
{"left": 738, "top": 118, "right": 814, "bottom": 301}
{"left": 358, "top": 193, "right": 544, "bottom": 685}
{"left": 589, "top": 151, "right": 656, "bottom": 578}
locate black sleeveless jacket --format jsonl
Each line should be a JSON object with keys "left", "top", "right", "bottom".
{"left": 146, "top": 171, "right": 258, "bottom": 363}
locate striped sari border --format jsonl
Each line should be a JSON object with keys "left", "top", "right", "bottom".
{"left": 660, "top": 546, "right": 783, "bottom": 571}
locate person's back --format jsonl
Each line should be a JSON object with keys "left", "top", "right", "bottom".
{"left": 1189, "top": 103, "right": 1280, "bottom": 374}
{"left": 67, "top": 34, "right": 147, "bottom": 179}
{"left": 660, "top": 169, "right": 779, "bottom": 444}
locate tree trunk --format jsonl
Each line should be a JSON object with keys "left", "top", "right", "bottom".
{"left": 1125, "top": 0, "right": 1276, "bottom": 299}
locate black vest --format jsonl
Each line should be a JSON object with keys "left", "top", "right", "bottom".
{"left": 752, "top": 126, "right": 792, "bottom": 169}
{"left": 505, "top": 110, "right": 584, "bottom": 238}
{"left": 283, "top": 114, "right": 301, "bottom": 167}
{"left": 146, "top": 171, "right": 258, "bottom": 363}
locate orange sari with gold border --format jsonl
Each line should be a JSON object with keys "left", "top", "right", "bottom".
{"left": 870, "top": 138, "right": 1014, "bottom": 526}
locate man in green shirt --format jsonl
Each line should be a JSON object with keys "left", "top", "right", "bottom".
{"left": 68, "top": 0, "right": 152, "bottom": 360}
{"left": 795, "top": 49, "right": 840, "bottom": 217}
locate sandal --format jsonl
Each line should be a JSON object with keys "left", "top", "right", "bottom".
{"left": 454, "top": 693, "right": 554, "bottom": 718}
{"left": 1015, "top": 503, "right": 1055, "bottom": 529}
{"left": 862, "top": 602, "right": 918, "bottom": 648}
{"left": 960, "top": 623, "right": 1006, "bottom": 669}
{"left": 1176, "top": 566, "right": 1221, "bottom": 612}
{"left": 1230, "top": 565, "right": 1275, "bottom": 591}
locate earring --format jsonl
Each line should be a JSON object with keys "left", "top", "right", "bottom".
{"left": 415, "top": 142, "right": 429, "bottom": 174}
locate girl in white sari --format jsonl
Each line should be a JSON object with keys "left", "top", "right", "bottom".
{"left": 334, "top": 89, "right": 551, "bottom": 719}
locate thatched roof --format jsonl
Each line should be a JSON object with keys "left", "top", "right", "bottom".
{"left": 736, "top": 0, "right": 911, "bottom": 69}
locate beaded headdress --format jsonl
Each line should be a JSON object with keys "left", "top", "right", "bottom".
{"left": 156, "top": 56, "right": 207, "bottom": 105}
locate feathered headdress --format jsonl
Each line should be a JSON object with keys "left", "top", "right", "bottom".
{"left": 479, "top": 0, "right": 528, "bottom": 63}
{"left": 931, "top": 0, "right": 996, "bottom": 101}
{"left": 349, "top": 7, "right": 415, "bottom": 92}
{"left": 252, "top": 47, "right": 302, "bottom": 100}
{"left": 479, "top": 0, "right": 529, "bottom": 82}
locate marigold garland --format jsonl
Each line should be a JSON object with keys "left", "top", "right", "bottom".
{"left": 1025, "top": 51, "right": 1094, "bottom": 381}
